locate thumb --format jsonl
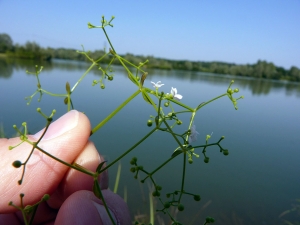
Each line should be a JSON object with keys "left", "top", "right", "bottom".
{"left": 0, "top": 110, "right": 91, "bottom": 213}
{"left": 55, "top": 190, "right": 131, "bottom": 225}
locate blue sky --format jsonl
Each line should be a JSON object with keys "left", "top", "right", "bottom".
{"left": 0, "top": 0, "right": 299, "bottom": 69}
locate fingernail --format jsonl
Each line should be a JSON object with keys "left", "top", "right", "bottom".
{"left": 93, "top": 202, "right": 117, "bottom": 225}
{"left": 33, "top": 110, "right": 79, "bottom": 140}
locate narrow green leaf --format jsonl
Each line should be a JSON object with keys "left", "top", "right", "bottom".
{"left": 172, "top": 149, "right": 183, "bottom": 158}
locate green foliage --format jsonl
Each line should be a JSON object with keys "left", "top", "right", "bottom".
{"left": 2, "top": 33, "right": 300, "bottom": 82}
{"left": 0, "top": 33, "right": 13, "bottom": 53}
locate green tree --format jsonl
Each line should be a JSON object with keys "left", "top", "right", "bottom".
{"left": 0, "top": 33, "right": 13, "bottom": 53}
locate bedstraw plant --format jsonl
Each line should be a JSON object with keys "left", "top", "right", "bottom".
{"left": 6, "top": 16, "right": 243, "bottom": 225}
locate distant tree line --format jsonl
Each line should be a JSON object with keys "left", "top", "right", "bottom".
{"left": 1, "top": 33, "right": 299, "bottom": 82}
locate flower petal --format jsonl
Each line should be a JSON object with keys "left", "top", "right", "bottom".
{"left": 174, "top": 94, "right": 183, "bottom": 100}
{"left": 151, "top": 81, "right": 164, "bottom": 88}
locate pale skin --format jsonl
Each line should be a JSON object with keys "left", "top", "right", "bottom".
{"left": 0, "top": 110, "right": 131, "bottom": 225}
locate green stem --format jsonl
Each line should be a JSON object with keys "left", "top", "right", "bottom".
{"left": 72, "top": 62, "right": 97, "bottom": 92}
{"left": 91, "top": 89, "right": 141, "bottom": 135}
{"left": 99, "top": 127, "right": 157, "bottom": 173}
{"left": 102, "top": 28, "right": 116, "bottom": 53}
{"left": 34, "top": 145, "right": 95, "bottom": 177}
{"left": 96, "top": 185, "right": 116, "bottom": 225}
{"left": 143, "top": 152, "right": 181, "bottom": 180}
{"left": 179, "top": 153, "right": 186, "bottom": 202}
{"left": 197, "top": 93, "right": 227, "bottom": 111}
{"left": 39, "top": 89, "right": 66, "bottom": 97}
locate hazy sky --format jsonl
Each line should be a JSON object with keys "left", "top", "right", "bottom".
{"left": 1, "top": 0, "right": 299, "bottom": 69}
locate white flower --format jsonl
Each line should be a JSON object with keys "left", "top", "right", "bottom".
{"left": 151, "top": 81, "right": 164, "bottom": 88}
{"left": 189, "top": 124, "right": 199, "bottom": 143}
{"left": 170, "top": 87, "right": 183, "bottom": 101}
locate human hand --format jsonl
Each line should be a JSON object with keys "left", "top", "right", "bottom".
{"left": 0, "top": 110, "right": 131, "bottom": 225}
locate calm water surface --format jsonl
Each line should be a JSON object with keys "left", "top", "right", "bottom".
{"left": 0, "top": 58, "right": 299, "bottom": 224}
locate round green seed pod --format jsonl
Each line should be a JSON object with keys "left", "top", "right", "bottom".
{"left": 164, "top": 102, "right": 169, "bottom": 107}
{"left": 177, "top": 204, "right": 184, "bottom": 211}
{"left": 164, "top": 202, "right": 171, "bottom": 208}
{"left": 234, "top": 88, "right": 239, "bottom": 93}
{"left": 194, "top": 195, "right": 201, "bottom": 201}
{"left": 156, "top": 185, "right": 162, "bottom": 191}
{"left": 100, "top": 84, "right": 105, "bottom": 89}
{"left": 204, "top": 157, "right": 210, "bottom": 163}
{"left": 147, "top": 120, "right": 153, "bottom": 127}
{"left": 176, "top": 120, "right": 182, "bottom": 125}
{"left": 152, "top": 190, "right": 160, "bottom": 197}
{"left": 206, "top": 217, "right": 215, "bottom": 223}
{"left": 12, "top": 160, "right": 22, "bottom": 168}
{"left": 108, "top": 76, "right": 113, "bottom": 81}
{"left": 130, "top": 167, "right": 136, "bottom": 173}
{"left": 223, "top": 150, "right": 229, "bottom": 156}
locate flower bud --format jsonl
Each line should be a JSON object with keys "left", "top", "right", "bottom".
{"left": 66, "top": 82, "right": 71, "bottom": 94}
{"left": 176, "top": 120, "right": 182, "bottom": 125}
{"left": 92, "top": 80, "right": 98, "bottom": 86}
{"left": 64, "top": 97, "right": 68, "bottom": 105}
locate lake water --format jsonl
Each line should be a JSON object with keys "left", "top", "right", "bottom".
{"left": 0, "top": 58, "right": 300, "bottom": 225}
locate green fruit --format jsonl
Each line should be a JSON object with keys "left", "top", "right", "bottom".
{"left": 147, "top": 120, "right": 153, "bottom": 127}
{"left": 164, "top": 202, "right": 171, "bottom": 208}
{"left": 177, "top": 204, "right": 184, "bottom": 211}
{"left": 194, "top": 195, "right": 201, "bottom": 201}
{"left": 12, "top": 160, "right": 22, "bottom": 168}
{"left": 223, "top": 150, "right": 229, "bottom": 156}
{"left": 204, "top": 157, "right": 209, "bottom": 163}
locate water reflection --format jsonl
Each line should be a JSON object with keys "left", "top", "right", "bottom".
{"left": 1, "top": 57, "right": 299, "bottom": 96}
{"left": 1, "top": 58, "right": 299, "bottom": 225}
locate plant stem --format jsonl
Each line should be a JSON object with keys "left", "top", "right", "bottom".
{"left": 99, "top": 127, "right": 157, "bottom": 173}
{"left": 91, "top": 89, "right": 141, "bottom": 135}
